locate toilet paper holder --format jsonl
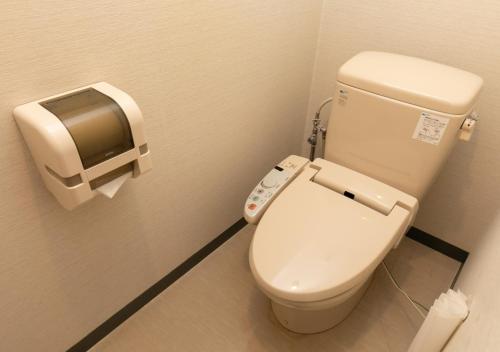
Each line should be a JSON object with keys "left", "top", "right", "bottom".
{"left": 14, "top": 82, "right": 152, "bottom": 210}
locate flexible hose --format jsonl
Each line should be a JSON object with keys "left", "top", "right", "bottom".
{"left": 308, "top": 97, "right": 333, "bottom": 160}
{"left": 316, "top": 97, "right": 333, "bottom": 116}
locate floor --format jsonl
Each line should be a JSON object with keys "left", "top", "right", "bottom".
{"left": 92, "top": 225, "right": 461, "bottom": 352}
{"left": 384, "top": 236, "right": 462, "bottom": 310}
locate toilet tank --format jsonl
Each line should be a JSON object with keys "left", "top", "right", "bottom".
{"left": 324, "top": 51, "right": 483, "bottom": 200}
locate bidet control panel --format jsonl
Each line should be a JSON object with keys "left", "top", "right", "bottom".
{"left": 244, "top": 155, "right": 309, "bottom": 224}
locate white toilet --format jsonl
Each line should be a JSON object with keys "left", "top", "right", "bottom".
{"left": 245, "top": 52, "right": 483, "bottom": 334}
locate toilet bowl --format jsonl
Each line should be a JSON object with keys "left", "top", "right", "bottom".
{"left": 245, "top": 52, "right": 482, "bottom": 333}
{"left": 270, "top": 274, "right": 372, "bottom": 334}
{"left": 249, "top": 159, "right": 418, "bottom": 333}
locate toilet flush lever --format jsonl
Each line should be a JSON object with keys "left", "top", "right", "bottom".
{"left": 459, "top": 111, "right": 479, "bottom": 142}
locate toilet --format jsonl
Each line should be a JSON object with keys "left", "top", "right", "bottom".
{"left": 246, "top": 51, "right": 483, "bottom": 333}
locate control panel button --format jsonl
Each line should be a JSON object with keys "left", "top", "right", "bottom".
{"left": 261, "top": 173, "right": 279, "bottom": 188}
{"left": 244, "top": 155, "right": 309, "bottom": 224}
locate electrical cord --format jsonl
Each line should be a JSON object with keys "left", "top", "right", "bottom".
{"left": 382, "top": 261, "right": 428, "bottom": 319}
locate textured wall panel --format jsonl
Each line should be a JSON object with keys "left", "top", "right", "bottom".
{"left": 0, "top": 1, "right": 322, "bottom": 350}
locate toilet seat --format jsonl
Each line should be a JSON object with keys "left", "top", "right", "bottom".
{"left": 250, "top": 159, "right": 418, "bottom": 304}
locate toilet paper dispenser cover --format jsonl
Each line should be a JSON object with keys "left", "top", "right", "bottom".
{"left": 14, "top": 82, "right": 152, "bottom": 210}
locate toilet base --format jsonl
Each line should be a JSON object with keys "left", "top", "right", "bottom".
{"left": 271, "top": 276, "right": 372, "bottom": 334}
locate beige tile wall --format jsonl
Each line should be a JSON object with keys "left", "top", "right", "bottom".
{"left": 303, "top": 0, "right": 500, "bottom": 251}
{"left": 0, "top": 2, "right": 323, "bottom": 351}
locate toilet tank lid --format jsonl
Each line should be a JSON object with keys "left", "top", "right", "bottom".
{"left": 337, "top": 51, "right": 483, "bottom": 115}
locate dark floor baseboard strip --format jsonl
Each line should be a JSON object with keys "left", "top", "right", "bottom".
{"left": 451, "top": 261, "right": 466, "bottom": 289}
{"left": 67, "top": 217, "right": 248, "bottom": 352}
{"left": 406, "top": 227, "right": 469, "bottom": 263}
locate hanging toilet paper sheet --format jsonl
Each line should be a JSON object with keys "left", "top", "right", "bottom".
{"left": 96, "top": 171, "right": 132, "bottom": 199}
{"left": 408, "top": 289, "right": 469, "bottom": 352}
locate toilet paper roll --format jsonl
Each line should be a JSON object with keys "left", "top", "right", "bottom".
{"left": 96, "top": 171, "right": 132, "bottom": 199}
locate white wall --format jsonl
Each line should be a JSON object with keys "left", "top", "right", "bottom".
{"left": 304, "top": 0, "right": 500, "bottom": 250}
{"left": 0, "top": 1, "right": 322, "bottom": 351}
{"left": 444, "top": 213, "right": 500, "bottom": 351}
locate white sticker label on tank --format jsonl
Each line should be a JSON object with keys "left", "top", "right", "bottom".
{"left": 412, "top": 112, "right": 449, "bottom": 145}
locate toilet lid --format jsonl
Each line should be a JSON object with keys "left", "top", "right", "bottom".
{"left": 250, "top": 166, "right": 412, "bottom": 303}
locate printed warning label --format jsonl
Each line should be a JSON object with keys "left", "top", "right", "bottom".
{"left": 412, "top": 112, "right": 449, "bottom": 145}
